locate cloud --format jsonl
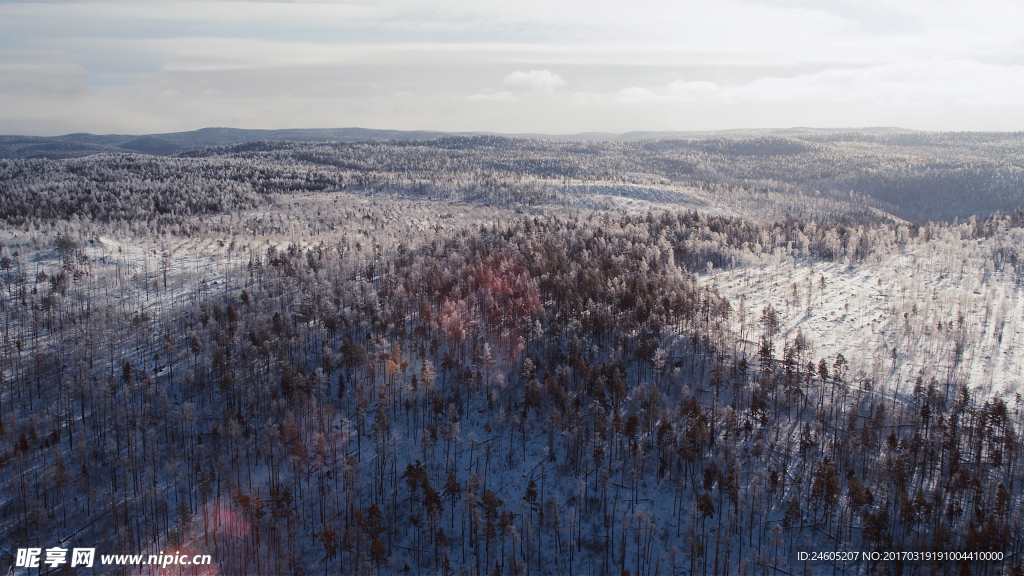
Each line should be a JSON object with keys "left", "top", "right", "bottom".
{"left": 602, "top": 57, "right": 1024, "bottom": 110}
{"left": 723, "top": 59, "right": 1024, "bottom": 106}
{"left": 613, "top": 87, "right": 659, "bottom": 104}
{"left": 569, "top": 91, "right": 603, "bottom": 105}
{"left": 0, "top": 51, "right": 88, "bottom": 96}
{"left": 468, "top": 90, "right": 516, "bottom": 102}
{"left": 611, "top": 81, "right": 721, "bottom": 104}
{"left": 668, "top": 80, "right": 721, "bottom": 99}
{"left": 502, "top": 70, "right": 565, "bottom": 92}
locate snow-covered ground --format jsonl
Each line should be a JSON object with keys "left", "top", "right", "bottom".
{"left": 5, "top": 188, "right": 1024, "bottom": 574}
{"left": 710, "top": 235, "right": 1024, "bottom": 403}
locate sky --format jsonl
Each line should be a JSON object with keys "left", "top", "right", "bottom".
{"left": 2, "top": 0, "right": 1024, "bottom": 136}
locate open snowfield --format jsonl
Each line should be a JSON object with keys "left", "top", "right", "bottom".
{"left": 710, "top": 228, "right": 1024, "bottom": 404}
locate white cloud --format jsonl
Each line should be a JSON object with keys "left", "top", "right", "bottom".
{"left": 667, "top": 80, "right": 721, "bottom": 100}
{"left": 613, "top": 87, "right": 664, "bottom": 104}
{"left": 723, "top": 59, "right": 1024, "bottom": 107}
{"left": 467, "top": 90, "right": 516, "bottom": 102}
{"left": 600, "top": 57, "right": 1024, "bottom": 111}
{"left": 611, "top": 81, "right": 721, "bottom": 104}
{"left": 569, "top": 91, "right": 603, "bottom": 105}
{"left": 502, "top": 70, "right": 565, "bottom": 92}
{"left": 0, "top": 51, "right": 88, "bottom": 96}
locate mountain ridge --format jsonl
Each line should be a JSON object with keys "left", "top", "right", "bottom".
{"left": 0, "top": 126, "right": 920, "bottom": 159}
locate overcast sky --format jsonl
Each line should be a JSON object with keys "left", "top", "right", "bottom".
{"left": 2, "top": 1, "right": 1024, "bottom": 136}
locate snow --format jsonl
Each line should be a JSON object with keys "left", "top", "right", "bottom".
{"left": 710, "top": 233, "right": 1024, "bottom": 403}
{"left": 2, "top": 186, "right": 1023, "bottom": 575}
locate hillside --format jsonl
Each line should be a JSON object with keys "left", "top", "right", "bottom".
{"left": 5, "top": 130, "right": 1024, "bottom": 222}
{"left": 1, "top": 137, "right": 1024, "bottom": 575}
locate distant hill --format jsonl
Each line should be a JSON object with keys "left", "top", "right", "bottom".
{"left": 5, "top": 127, "right": 1024, "bottom": 221}
{"left": 0, "top": 126, "right": 915, "bottom": 159}
{"left": 0, "top": 127, "right": 453, "bottom": 159}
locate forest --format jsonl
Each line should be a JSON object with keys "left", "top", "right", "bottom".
{"left": 2, "top": 131, "right": 1024, "bottom": 575}
{"left": 5, "top": 130, "right": 1024, "bottom": 223}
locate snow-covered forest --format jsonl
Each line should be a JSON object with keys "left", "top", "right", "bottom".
{"left": 2, "top": 132, "right": 1024, "bottom": 575}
